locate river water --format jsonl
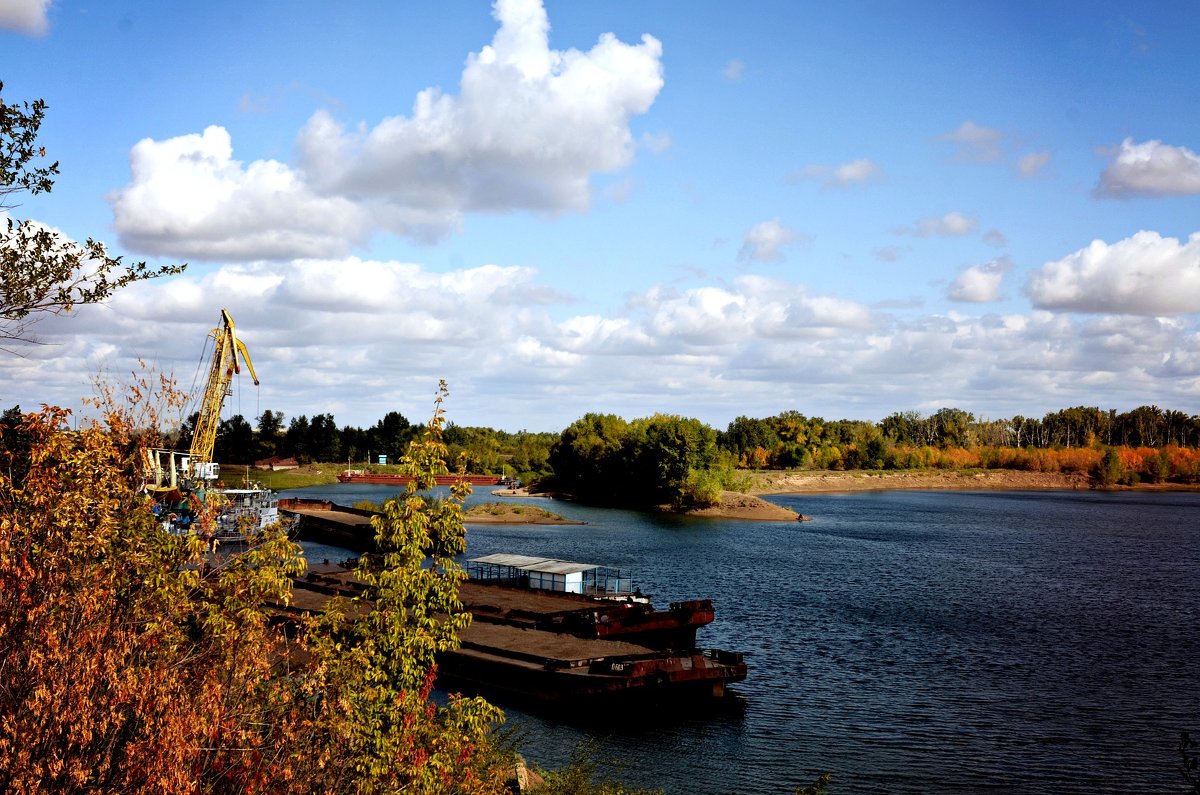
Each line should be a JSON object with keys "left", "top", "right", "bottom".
{"left": 283, "top": 484, "right": 1200, "bottom": 794}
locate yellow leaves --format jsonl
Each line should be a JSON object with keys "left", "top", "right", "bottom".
{"left": 1, "top": 390, "right": 510, "bottom": 794}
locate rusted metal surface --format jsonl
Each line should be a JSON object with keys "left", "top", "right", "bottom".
{"left": 274, "top": 561, "right": 748, "bottom": 707}
{"left": 335, "top": 471, "right": 503, "bottom": 485}
{"left": 280, "top": 498, "right": 377, "bottom": 552}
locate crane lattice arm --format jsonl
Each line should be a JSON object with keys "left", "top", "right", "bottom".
{"left": 188, "top": 309, "right": 258, "bottom": 474}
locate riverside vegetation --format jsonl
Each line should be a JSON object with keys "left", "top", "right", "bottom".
{"left": 0, "top": 383, "right": 508, "bottom": 792}
{"left": 120, "top": 404, "right": 1200, "bottom": 512}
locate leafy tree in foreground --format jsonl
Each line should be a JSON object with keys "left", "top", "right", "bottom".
{"left": 300, "top": 381, "right": 506, "bottom": 792}
{"left": 0, "top": 376, "right": 509, "bottom": 793}
{"left": 0, "top": 381, "right": 306, "bottom": 792}
{"left": 1, "top": 79, "right": 182, "bottom": 349}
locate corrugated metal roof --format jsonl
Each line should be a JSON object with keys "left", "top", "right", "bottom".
{"left": 468, "top": 553, "right": 555, "bottom": 568}
{"left": 522, "top": 560, "right": 597, "bottom": 575}
{"left": 467, "top": 553, "right": 598, "bottom": 575}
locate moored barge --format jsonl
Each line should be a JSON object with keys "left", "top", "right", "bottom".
{"left": 281, "top": 551, "right": 747, "bottom": 708}
{"left": 336, "top": 470, "right": 505, "bottom": 485}
{"left": 443, "top": 553, "right": 747, "bottom": 706}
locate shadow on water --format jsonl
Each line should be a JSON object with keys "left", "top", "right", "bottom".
{"left": 435, "top": 685, "right": 749, "bottom": 731}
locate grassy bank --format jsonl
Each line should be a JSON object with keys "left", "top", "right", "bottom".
{"left": 215, "top": 462, "right": 345, "bottom": 490}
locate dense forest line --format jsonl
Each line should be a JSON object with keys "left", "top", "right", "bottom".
{"left": 10, "top": 402, "right": 1189, "bottom": 505}
{"left": 185, "top": 403, "right": 1200, "bottom": 479}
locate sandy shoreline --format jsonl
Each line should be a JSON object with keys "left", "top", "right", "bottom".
{"left": 485, "top": 470, "right": 1194, "bottom": 524}
{"left": 464, "top": 501, "right": 583, "bottom": 525}
{"left": 746, "top": 468, "right": 1094, "bottom": 495}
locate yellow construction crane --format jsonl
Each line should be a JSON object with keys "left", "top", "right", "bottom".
{"left": 187, "top": 308, "right": 258, "bottom": 480}
{"left": 143, "top": 308, "right": 258, "bottom": 488}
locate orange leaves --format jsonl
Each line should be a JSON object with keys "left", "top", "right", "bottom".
{"left": 0, "top": 405, "right": 311, "bottom": 794}
{"left": 1, "top": 386, "right": 512, "bottom": 795}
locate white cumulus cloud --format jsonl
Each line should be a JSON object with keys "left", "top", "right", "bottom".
{"left": 739, "top": 218, "right": 801, "bottom": 262}
{"left": 0, "top": 0, "right": 50, "bottom": 36}
{"left": 949, "top": 257, "right": 1012, "bottom": 303}
{"left": 107, "top": 0, "right": 665, "bottom": 260}
{"left": 1026, "top": 230, "right": 1200, "bottom": 314}
{"left": 1017, "top": 151, "right": 1051, "bottom": 178}
{"left": 108, "top": 126, "right": 372, "bottom": 260}
{"left": 1095, "top": 138, "right": 1200, "bottom": 198}
{"left": 296, "top": 0, "right": 663, "bottom": 218}
{"left": 7, "top": 254, "right": 1200, "bottom": 430}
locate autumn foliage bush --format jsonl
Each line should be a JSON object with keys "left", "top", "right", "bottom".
{"left": 0, "top": 381, "right": 508, "bottom": 794}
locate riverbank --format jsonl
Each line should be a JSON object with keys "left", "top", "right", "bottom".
{"left": 666, "top": 470, "right": 1119, "bottom": 520}
{"left": 676, "top": 491, "right": 806, "bottom": 521}
{"left": 493, "top": 471, "right": 1099, "bottom": 522}
{"left": 746, "top": 468, "right": 1093, "bottom": 494}
{"left": 463, "top": 502, "right": 582, "bottom": 525}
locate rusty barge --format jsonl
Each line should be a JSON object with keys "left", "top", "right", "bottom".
{"left": 443, "top": 554, "right": 747, "bottom": 706}
{"left": 336, "top": 470, "right": 505, "bottom": 485}
{"left": 276, "top": 501, "right": 747, "bottom": 707}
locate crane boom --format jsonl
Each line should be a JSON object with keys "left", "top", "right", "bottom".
{"left": 188, "top": 308, "right": 258, "bottom": 478}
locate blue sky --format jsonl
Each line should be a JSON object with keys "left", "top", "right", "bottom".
{"left": 3, "top": 0, "right": 1199, "bottom": 432}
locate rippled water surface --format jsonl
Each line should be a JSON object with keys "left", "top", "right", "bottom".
{"left": 284, "top": 485, "right": 1200, "bottom": 794}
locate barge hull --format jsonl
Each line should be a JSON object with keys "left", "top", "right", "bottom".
{"left": 336, "top": 472, "right": 503, "bottom": 485}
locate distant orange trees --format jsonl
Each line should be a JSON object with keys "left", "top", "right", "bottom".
{"left": 718, "top": 408, "right": 1200, "bottom": 485}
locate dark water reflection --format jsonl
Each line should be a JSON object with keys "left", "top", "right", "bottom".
{"left": 283, "top": 485, "right": 1200, "bottom": 794}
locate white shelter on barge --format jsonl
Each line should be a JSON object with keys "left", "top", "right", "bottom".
{"left": 466, "top": 553, "right": 634, "bottom": 597}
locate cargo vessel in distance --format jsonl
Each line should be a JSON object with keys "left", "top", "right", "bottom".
{"left": 336, "top": 469, "right": 505, "bottom": 486}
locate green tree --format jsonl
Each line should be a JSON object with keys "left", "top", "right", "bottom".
{"left": 284, "top": 414, "right": 310, "bottom": 461}
{"left": 1093, "top": 447, "right": 1123, "bottom": 487}
{"left": 548, "top": 413, "right": 630, "bottom": 503}
{"left": 369, "top": 410, "right": 414, "bottom": 462}
{"left": 1, "top": 80, "right": 182, "bottom": 348}
{"left": 930, "top": 407, "right": 975, "bottom": 447}
{"left": 880, "top": 410, "right": 923, "bottom": 445}
{"left": 626, "top": 414, "right": 718, "bottom": 505}
{"left": 212, "top": 413, "right": 254, "bottom": 464}
{"left": 719, "top": 415, "right": 780, "bottom": 459}
{"left": 254, "top": 408, "right": 285, "bottom": 459}
{"left": 549, "top": 413, "right": 720, "bottom": 508}
{"left": 308, "top": 412, "right": 340, "bottom": 462}
{"left": 299, "top": 382, "right": 506, "bottom": 792}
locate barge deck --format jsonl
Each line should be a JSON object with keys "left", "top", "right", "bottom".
{"left": 280, "top": 553, "right": 747, "bottom": 708}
